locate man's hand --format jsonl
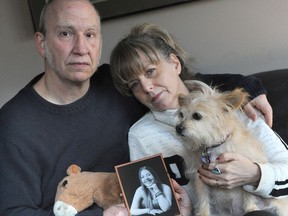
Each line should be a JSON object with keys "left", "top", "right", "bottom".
{"left": 244, "top": 94, "right": 273, "bottom": 127}
{"left": 103, "top": 203, "right": 128, "bottom": 216}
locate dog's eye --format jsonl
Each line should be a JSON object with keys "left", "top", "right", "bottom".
{"left": 192, "top": 113, "right": 202, "bottom": 120}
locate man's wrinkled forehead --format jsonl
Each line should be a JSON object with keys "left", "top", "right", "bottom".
{"left": 47, "top": 0, "right": 100, "bottom": 30}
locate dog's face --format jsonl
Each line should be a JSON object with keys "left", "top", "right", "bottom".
{"left": 175, "top": 81, "right": 248, "bottom": 151}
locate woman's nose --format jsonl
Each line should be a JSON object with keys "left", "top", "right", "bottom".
{"left": 141, "top": 79, "right": 153, "bottom": 93}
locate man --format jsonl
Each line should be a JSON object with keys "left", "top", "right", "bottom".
{"left": 0, "top": 0, "right": 272, "bottom": 215}
{"left": 0, "top": 0, "right": 145, "bottom": 215}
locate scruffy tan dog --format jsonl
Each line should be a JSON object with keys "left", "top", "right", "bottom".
{"left": 175, "top": 80, "right": 287, "bottom": 216}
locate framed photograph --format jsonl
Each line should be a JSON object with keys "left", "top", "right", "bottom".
{"left": 115, "top": 154, "right": 181, "bottom": 216}
{"left": 91, "top": 0, "right": 197, "bottom": 20}
{"left": 27, "top": 0, "right": 198, "bottom": 32}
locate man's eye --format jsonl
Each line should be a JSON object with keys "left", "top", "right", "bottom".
{"left": 60, "top": 31, "right": 72, "bottom": 37}
{"left": 85, "top": 32, "right": 95, "bottom": 38}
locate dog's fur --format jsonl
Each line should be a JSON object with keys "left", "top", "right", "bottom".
{"left": 175, "top": 80, "right": 287, "bottom": 216}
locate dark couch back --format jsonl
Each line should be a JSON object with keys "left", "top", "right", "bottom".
{"left": 253, "top": 69, "right": 288, "bottom": 143}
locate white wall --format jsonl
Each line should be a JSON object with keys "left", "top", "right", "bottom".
{"left": 1, "top": 0, "right": 288, "bottom": 107}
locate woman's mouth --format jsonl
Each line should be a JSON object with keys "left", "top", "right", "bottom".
{"left": 144, "top": 179, "right": 153, "bottom": 184}
{"left": 151, "top": 91, "right": 163, "bottom": 103}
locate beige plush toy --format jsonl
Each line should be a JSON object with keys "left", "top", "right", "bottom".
{"left": 53, "top": 164, "right": 123, "bottom": 216}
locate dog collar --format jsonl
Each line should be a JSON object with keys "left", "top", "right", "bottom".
{"left": 201, "top": 134, "right": 231, "bottom": 164}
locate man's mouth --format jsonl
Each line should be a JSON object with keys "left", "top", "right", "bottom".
{"left": 69, "top": 62, "right": 89, "bottom": 66}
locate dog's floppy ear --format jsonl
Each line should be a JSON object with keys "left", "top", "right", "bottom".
{"left": 184, "top": 80, "right": 213, "bottom": 95}
{"left": 224, "top": 88, "right": 250, "bottom": 110}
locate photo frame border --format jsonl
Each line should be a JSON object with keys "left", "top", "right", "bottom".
{"left": 115, "top": 153, "right": 182, "bottom": 216}
{"left": 27, "top": 0, "right": 198, "bottom": 32}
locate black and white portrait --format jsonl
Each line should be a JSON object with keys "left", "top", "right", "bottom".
{"left": 115, "top": 154, "right": 181, "bottom": 216}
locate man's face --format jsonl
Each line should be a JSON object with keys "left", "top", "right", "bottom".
{"left": 43, "top": 0, "right": 102, "bottom": 84}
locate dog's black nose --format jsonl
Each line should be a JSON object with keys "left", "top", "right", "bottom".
{"left": 176, "top": 125, "right": 184, "bottom": 135}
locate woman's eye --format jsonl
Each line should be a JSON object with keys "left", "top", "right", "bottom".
{"left": 129, "top": 82, "right": 139, "bottom": 90}
{"left": 146, "top": 68, "right": 155, "bottom": 76}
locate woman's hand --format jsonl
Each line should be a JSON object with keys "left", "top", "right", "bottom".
{"left": 171, "top": 179, "right": 192, "bottom": 216}
{"left": 149, "top": 209, "right": 163, "bottom": 215}
{"left": 244, "top": 94, "right": 273, "bottom": 127}
{"left": 198, "top": 153, "right": 261, "bottom": 189}
{"left": 148, "top": 183, "right": 160, "bottom": 195}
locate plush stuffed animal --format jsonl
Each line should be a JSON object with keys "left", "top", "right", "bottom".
{"left": 53, "top": 164, "right": 123, "bottom": 216}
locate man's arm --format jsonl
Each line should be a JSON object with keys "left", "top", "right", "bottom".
{"left": 194, "top": 73, "right": 272, "bottom": 126}
{"left": 194, "top": 73, "right": 267, "bottom": 98}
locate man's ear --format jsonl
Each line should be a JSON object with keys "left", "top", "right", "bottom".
{"left": 35, "top": 32, "right": 46, "bottom": 58}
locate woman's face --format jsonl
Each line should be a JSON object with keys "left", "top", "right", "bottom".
{"left": 140, "top": 169, "right": 155, "bottom": 188}
{"left": 127, "top": 52, "right": 189, "bottom": 111}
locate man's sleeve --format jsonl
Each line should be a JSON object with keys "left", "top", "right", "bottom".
{"left": 194, "top": 73, "right": 267, "bottom": 99}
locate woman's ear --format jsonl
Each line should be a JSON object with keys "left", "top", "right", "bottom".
{"left": 34, "top": 32, "right": 46, "bottom": 58}
{"left": 169, "top": 53, "right": 182, "bottom": 75}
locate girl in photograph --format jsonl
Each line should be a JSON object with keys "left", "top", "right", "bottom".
{"left": 130, "top": 166, "right": 172, "bottom": 215}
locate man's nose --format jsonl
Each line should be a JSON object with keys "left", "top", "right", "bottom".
{"left": 73, "top": 35, "right": 88, "bottom": 55}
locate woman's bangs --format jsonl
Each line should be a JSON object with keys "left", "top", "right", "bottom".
{"left": 119, "top": 41, "right": 161, "bottom": 83}
{"left": 120, "top": 50, "right": 144, "bottom": 82}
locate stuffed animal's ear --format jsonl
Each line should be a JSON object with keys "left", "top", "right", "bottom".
{"left": 67, "top": 164, "right": 81, "bottom": 175}
{"left": 184, "top": 80, "right": 213, "bottom": 95}
{"left": 224, "top": 88, "right": 249, "bottom": 110}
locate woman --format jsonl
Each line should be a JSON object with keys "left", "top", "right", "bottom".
{"left": 110, "top": 23, "right": 288, "bottom": 215}
{"left": 130, "top": 166, "right": 172, "bottom": 215}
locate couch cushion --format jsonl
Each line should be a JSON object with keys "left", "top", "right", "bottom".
{"left": 253, "top": 69, "right": 288, "bottom": 143}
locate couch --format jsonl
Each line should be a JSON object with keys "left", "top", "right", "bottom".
{"left": 253, "top": 69, "right": 288, "bottom": 143}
